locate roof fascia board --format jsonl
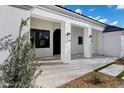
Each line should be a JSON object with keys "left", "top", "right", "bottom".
{"left": 42, "top": 5, "right": 106, "bottom": 27}
{"left": 56, "top": 6, "right": 105, "bottom": 25}
{"left": 10, "top": 5, "right": 105, "bottom": 30}
{"left": 36, "top": 6, "right": 92, "bottom": 25}
{"left": 36, "top": 5, "right": 105, "bottom": 29}
{"left": 103, "top": 30, "right": 124, "bottom": 33}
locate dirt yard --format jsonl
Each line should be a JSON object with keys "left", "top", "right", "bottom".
{"left": 58, "top": 72, "right": 123, "bottom": 88}
{"left": 114, "top": 57, "right": 124, "bottom": 65}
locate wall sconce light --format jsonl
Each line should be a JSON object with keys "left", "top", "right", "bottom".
{"left": 89, "top": 35, "right": 93, "bottom": 42}
{"left": 66, "top": 32, "right": 71, "bottom": 41}
{"left": 89, "top": 35, "right": 92, "bottom": 38}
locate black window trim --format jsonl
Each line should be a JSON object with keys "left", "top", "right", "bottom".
{"left": 30, "top": 28, "right": 50, "bottom": 48}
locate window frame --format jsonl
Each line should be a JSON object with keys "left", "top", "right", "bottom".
{"left": 30, "top": 28, "right": 50, "bottom": 48}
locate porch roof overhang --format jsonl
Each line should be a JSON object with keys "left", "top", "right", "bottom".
{"left": 11, "top": 5, "right": 105, "bottom": 30}
{"left": 38, "top": 5, "right": 106, "bottom": 27}
{"left": 11, "top": 5, "right": 124, "bottom": 33}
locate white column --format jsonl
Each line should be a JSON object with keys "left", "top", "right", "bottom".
{"left": 61, "top": 21, "right": 71, "bottom": 63}
{"left": 84, "top": 27, "right": 92, "bottom": 58}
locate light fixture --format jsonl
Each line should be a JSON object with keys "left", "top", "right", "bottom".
{"left": 66, "top": 32, "right": 71, "bottom": 41}
{"left": 89, "top": 35, "right": 93, "bottom": 42}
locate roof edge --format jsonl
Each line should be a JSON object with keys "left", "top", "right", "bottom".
{"left": 55, "top": 5, "right": 107, "bottom": 26}
{"left": 56, "top": 5, "right": 124, "bottom": 30}
{"left": 103, "top": 30, "right": 124, "bottom": 33}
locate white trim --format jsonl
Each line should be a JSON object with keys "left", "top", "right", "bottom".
{"left": 34, "top": 6, "right": 105, "bottom": 30}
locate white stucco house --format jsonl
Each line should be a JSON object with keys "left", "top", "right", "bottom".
{"left": 0, "top": 5, "right": 124, "bottom": 64}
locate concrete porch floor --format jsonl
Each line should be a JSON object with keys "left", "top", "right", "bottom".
{"left": 35, "top": 54, "right": 118, "bottom": 88}
{"left": 35, "top": 54, "right": 117, "bottom": 64}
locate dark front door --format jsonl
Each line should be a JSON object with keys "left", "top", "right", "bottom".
{"left": 53, "top": 29, "right": 61, "bottom": 55}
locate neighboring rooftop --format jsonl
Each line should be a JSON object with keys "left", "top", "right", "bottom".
{"left": 103, "top": 25, "right": 124, "bottom": 33}
{"left": 56, "top": 5, "right": 124, "bottom": 32}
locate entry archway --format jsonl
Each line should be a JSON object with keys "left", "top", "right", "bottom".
{"left": 53, "top": 29, "right": 61, "bottom": 55}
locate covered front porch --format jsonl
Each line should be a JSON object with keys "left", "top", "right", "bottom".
{"left": 31, "top": 6, "right": 105, "bottom": 63}
{"left": 31, "top": 17, "right": 104, "bottom": 63}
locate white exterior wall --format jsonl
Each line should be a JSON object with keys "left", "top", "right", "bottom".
{"left": 52, "top": 22, "right": 61, "bottom": 31}
{"left": 0, "top": 6, "right": 30, "bottom": 64}
{"left": 103, "top": 31, "right": 121, "bottom": 57}
{"left": 71, "top": 26, "right": 84, "bottom": 54}
{"left": 31, "top": 17, "right": 60, "bottom": 58}
{"left": 92, "top": 30, "right": 98, "bottom": 54}
{"left": 121, "top": 31, "right": 124, "bottom": 57}
{"left": 97, "top": 31, "right": 103, "bottom": 55}
{"left": 92, "top": 30, "right": 103, "bottom": 55}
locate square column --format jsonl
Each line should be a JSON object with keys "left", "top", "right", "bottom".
{"left": 84, "top": 27, "right": 92, "bottom": 58}
{"left": 61, "top": 22, "right": 71, "bottom": 63}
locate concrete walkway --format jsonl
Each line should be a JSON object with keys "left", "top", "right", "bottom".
{"left": 99, "top": 64, "right": 124, "bottom": 77}
{"left": 99, "top": 64, "right": 124, "bottom": 88}
{"left": 36, "top": 57, "right": 117, "bottom": 88}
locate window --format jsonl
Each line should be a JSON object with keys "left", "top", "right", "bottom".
{"left": 30, "top": 29, "right": 50, "bottom": 48}
{"left": 78, "top": 36, "right": 83, "bottom": 45}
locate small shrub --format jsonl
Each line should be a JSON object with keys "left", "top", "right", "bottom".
{"left": 116, "top": 70, "right": 124, "bottom": 79}
{"left": 90, "top": 72, "right": 103, "bottom": 84}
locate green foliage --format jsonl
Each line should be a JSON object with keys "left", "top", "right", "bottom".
{"left": 90, "top": 72, "right": 103, "bottom": 84}
{"left": 0, "top": 18, "right": 42, "bottom": 88}
{"left": 116, "top": 70, "right": 124, "bottom": 79}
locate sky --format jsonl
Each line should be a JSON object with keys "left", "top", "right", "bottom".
{"left": 62, "top": 5, "right": 124, "bottom": 28}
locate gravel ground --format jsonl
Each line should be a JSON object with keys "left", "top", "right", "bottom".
{"left": 118, "top": 82, "right": 124, "bottom": 88}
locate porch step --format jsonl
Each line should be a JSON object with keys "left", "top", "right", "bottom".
{"left": 39, "top": 62, "right": 63, "bottom": 65}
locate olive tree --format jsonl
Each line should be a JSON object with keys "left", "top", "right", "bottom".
{"left": 0, "top": 18, "right": 42, "bottom": 88}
